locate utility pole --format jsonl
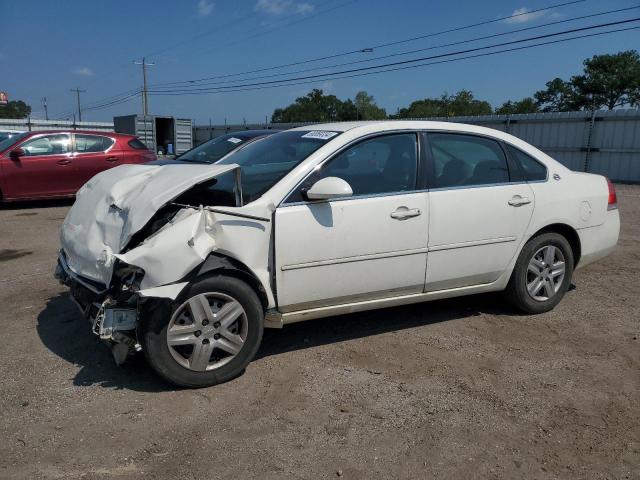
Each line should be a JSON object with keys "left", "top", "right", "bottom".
{"left": 133, "top": 57, "right": 155, "bottom": 116}
{"left": 70, "top": 88, "right": 86, "bottom": 122}
{"left": 41, "top": 97, "right": 49, "bottom": 120}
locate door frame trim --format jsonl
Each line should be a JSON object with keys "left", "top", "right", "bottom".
{"left": 279, "top": 130, "right": 424, "bottom": 207}
{"left": 281, "top": 246, "right": 429, "bottom": 271}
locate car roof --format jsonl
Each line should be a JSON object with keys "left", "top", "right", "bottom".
{"left": 20, "top": 129, "right": 131, "bottom": 137}
{"left": 288, "top": 120, "right": 503, "bottom": 135}
{"left": 288, "top": 120, "right": 542, "bottom": 146}
{"left": 224, "top": 129, "right": 280, "bottom": 139}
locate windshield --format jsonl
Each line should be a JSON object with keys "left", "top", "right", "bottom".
{"left": 175, "top": 130, "right": 340, "bottom": 206}
{"left": 176, "top": 133, "right": 257, "bottom": 164}
{"left": 0, "top": 132, "right": 28, "bottom": 152}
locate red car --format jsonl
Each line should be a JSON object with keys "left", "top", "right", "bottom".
{"left": 0, "top": 130, "right": 156, "bottom": 202}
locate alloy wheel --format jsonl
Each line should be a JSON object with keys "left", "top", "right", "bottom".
{"left": 526, "top": 245, "right": 566, "bottom": 302}
{"left": 166, "top": 292, "right": 248, "bottom": 371}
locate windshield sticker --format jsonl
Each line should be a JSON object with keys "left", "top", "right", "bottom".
{"left": 227, "top": 137, "right": 242, "bottom": 144}
{"left": 301, "top": 131, "right": 339, "bottom": 140}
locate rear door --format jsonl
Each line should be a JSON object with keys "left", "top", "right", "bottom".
{"left": 424, "top": 132, "right": 534, "bottom": 291}
{"left": 275, "top": 132, "right": 429, "bottom": 311}
{"left": 2, "top": 133, "right": 74, "bottom": 199}
{"left": 72, "top": 134, "right": 121, "bottom": 189}
{"left": 121, "top": 137, "right": 156, "bottom": 164}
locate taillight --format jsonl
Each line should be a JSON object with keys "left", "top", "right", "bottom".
{"left": 606, "top": 177, "right": 617, "bottom": 210}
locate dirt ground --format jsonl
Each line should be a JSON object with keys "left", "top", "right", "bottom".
{"left": 0, "top": 186, "right": 638, "bottom": 480}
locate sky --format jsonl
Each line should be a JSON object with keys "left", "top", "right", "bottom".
{"left": 1, "top": 0, "right": 638, "bottom": 125}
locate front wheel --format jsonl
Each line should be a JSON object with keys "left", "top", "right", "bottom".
{"left": 505, "top": 232, "right": 574, "bottom": 314}
{"left": 141, "top": 275, "right": 264, "bottom": 388}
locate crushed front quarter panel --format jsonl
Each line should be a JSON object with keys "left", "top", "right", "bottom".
{"left": 60, "top": 162, "right": 240, "bottom": 286}
{"left": 118, "top": 203, "right": 275, "bottom": 304}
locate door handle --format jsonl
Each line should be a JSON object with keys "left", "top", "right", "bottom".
{"left": 56, "top": 159, "right": 71, "bottom": 166}
{"left": 390, "top": 207, "right": 422, "bottom": 220}
{"left": 508, "top": 195, "right": 531, "bottom": 207}
{"left": 106, "top": 156, "right": 118, "bottom": 162}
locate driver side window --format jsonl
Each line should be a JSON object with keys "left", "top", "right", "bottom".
{"left": 288, "top": 133, "right": 418, "bottom": 203}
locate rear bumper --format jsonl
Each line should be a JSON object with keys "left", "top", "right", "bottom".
{"left": 576, "top": 209, "right": 620, "bottom": 269}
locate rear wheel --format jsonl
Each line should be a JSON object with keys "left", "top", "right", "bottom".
{"left": 141, "top": 275, "right": 264, "bottom": 388}
{"left": 506, "top": 232, "right": 574, "bottom": 314}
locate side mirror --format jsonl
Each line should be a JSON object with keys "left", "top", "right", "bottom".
{"left": 305, "top": 176, "right": 353, "bottom": 201}
{"left": 9, "top": 147, "right": 25, "bottom": 160}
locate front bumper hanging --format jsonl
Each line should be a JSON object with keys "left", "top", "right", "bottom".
{"left": 54, "top": 250, "right": 139, "bottom": 351}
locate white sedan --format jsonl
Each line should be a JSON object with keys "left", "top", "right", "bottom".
{"left": 55, "top": 121, "right": 620, "bottom": 387}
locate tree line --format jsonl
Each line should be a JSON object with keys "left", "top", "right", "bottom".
{"left": 272, "top": 50, "right": 640, "bottom": 122}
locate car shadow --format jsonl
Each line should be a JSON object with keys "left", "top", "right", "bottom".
{"left": 0, "top": 198, "right": 74, "bottom": 210}
{"left": 37, "top": 291, "right": 516, "bottom": 391}
{"left": 36, "top": 293, "right": 170, "bottom": 392}
{"left": 256, "top": 293, "right": 515, "bottom": 360}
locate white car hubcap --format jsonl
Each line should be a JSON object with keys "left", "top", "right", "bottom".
{"left": 166, "top": 292, "right": 248, "bottom": 371}
{"left": 526, "top": 245, "right": 566, "bottom": 302}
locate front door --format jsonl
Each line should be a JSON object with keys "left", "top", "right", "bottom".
{"left": 2, "top": 133, "right": 74, "bottom": 199}
{"left": 424, "top": 132, "right": 535, "bottom": 291}
{"left": 275, "top": 133, "right": 429, "bottom": 312}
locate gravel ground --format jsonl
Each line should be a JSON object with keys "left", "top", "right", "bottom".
{"left": 0, "top": 186, "right": 638, "bottom": 480}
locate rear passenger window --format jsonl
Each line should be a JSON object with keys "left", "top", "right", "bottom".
{"left": 506, "top": 144, "right": 547, "bottom": 181}
{"left": 75, "top": 134, "right": 114, "bottom": 153}
{"left": 428, "top": 133, "right": 509, "bottom": 188}
{"left": 288, "top": 133, "right": 418, "bottom": 202}
{"left": 128, "top": 138, "right": 148, "bottom": 150}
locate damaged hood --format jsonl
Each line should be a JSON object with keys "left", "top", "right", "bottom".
{"left": 61, "top": 162, "right": 239, "bottom": 284}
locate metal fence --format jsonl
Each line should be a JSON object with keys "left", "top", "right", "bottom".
{"left": 0, "top": 118, "right": 114, "bottom": 132}
{"left": 194, "top": 109, "right": 640, "bottom": 183}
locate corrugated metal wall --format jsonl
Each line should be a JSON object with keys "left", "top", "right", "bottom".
{"left": 194, "top": 109, "right": 640, "bottom": 183}
{"left": 174, "top": 119, "right": 193, "bottom": 155}
{"left": 0, "top": 118, "right": 114, "bottom": 132}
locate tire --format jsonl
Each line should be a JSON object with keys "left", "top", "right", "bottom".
{"left": 141, "top": 275, "right": 264, "bottom": 388}
{"left": 505, "top": 232, "right": 574, "bottom": 314}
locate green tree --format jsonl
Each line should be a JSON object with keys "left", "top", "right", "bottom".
{"left": 272, "top": 89, "right": 339, "bottom": 122}
{"left": 571, "top": 50, "right": 640, "bottom": 110}
{"left": 445, "top": 90, "right": 492, "bottom": 116}
{"left": 0, "top": 100, "right": 32, "bottom": 119}
{"left": 534, "top": 78, "right": 578, "bottom": 112}
{"left": 391, "top": 98, "right": 442, "bottom": 118}
{"left": 271, "top": 89, "right": 345, "bottom": 122}
{"left": 338, "top": 98, "right": 357, "bottom": 121}
{"left": 272, "top": 89, "right": 386, "bottom": 122}
{"left": 392, "top": 90, "right": 492, "bottom": 118}
{"left": 354, "top": 91, "right": 386, "bottom": 120}
{"left": 535, "top": 50, "right": 640, "bottom": 111}
{"left": 495, "top": 97, "right": 540, "bottom": 115}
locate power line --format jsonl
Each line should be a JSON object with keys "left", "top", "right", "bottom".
{"left": 82, "top": 91, "right": 141, "bottom": 112}
{"left": 47, "top": 1, "right": 348, "bottom": 119}
{"left": 149, "top": 5, "right": 640, "bottom": 91}
{"left": 147, "top": 17, "right": 640, "bottom": 94}
{"left": 147, "top": 25, "right": 640, "bottom": 97}
{"left": 150, "top": 0, "right": 589, "bottom": 88}
{"left": 53, "top": 87, "right": 141, "bottom": 119}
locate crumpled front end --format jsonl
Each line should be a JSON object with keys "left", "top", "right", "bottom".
{"left": 60, "top": 162, "right": 240, "bottom": 287}
{"left": 56, "top": 161, "right": 273, "bottom": 363}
